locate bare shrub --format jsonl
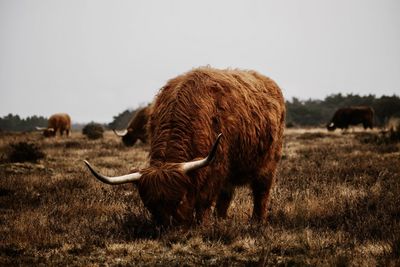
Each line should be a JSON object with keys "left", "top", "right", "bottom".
{"left": 6, "top": 142, "right": 45, "bottom": 163}
{"left": 82, "top": 123, "right": 104, "bottom": 140}
{"left": 356, "top": 129, "right": 400, "bottom": 146}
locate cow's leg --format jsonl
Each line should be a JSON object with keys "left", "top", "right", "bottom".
{"left": 215, "top": 183, "right": 234, "bottom": 219}
{"left": 251, "top": 174, "right": 275, "bottom": 221}
{"left": 363, "top": 122, "right": 373, "bottom": 130}
{"left": 66, "top": 129, "right": 70, "bottom": 136}
{"left": 195, "top": 203, "right": 212, "bottom": 224}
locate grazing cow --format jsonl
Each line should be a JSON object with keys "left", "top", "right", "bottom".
{"left": 36, "top": 113, "right": 71, "bottom": 137}
{"left": 84, "top": 67, "right": 285, "bottom": 226}
{"left": 327, "top": 106, "right": 374, "bottom": 131}
{"left": 113, "top": 105, "right": 151, "bottom": 146}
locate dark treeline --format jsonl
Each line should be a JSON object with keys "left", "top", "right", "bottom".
{"left": 0, "top": 114, "right": 94, "bottom": 132}
{"left": 0, "top": 114, "right": 47, "bottom": 132}
{"left": 286, "top": 93, "right": 400, "bottom": 127}
{"left": 108, "top": 110, "right": 134, "bottom": 130}
{"left": 108, "top": 105, "right": 146, "bottom": 130}
{"left": 1, "top": 94, "right": 399, "bottom": 131}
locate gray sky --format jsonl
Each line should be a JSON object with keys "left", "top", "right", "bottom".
{"left": 1, "top": 0, "right": 399, "bottom": 123}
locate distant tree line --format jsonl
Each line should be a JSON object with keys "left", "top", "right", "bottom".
{"left": 108, "top": 109, "right": 134, "bottom": 130}
{"left": 0, "top": 114, "right": 99, "bottom": 132}
{"left": 0, "top": 114, "right": 47, "bottom": 132}
{"left": 286, "top": 93, "right": 400, "bottom": 127}
{"left": 1, "top": 94, "right": 399, "bottom": 131}
{"left": 108, "top": 105, "right": 146, "bottom": 130}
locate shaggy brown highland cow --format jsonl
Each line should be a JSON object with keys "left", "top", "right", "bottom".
{"left": 85, "top": 67, "right": 285, "bottom": 226}
{"left": 327, "top": 106, "right": 374, "bottom": 131}
{"left": 36, "top": 113, "right": 71, "bottom": 137}
{"left": 114, "top": 105, "right": 152, "bottom": 146}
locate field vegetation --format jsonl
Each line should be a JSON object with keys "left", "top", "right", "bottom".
{"left": 0, "top": 129, "right": 399, "bottom": 266}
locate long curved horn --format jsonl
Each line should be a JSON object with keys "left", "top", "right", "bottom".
{"left": 83, "top": 160, "right": 142, "bottom": 184}
{"left": 180, "top": 133, "right": 223, "bottom": 173}
{"left": 35, "top": 126, "right": 47, "bottom": 131}
{"left": 113, "top": 129, "right": 128, "bottom": 137}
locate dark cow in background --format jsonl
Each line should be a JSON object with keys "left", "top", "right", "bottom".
{"left": 85, "top": 67, "right": 285, "bottom": 226}
{"left": 114, "top": 105, "right": 151, "bottom": 146}
{"left": 36, "top": 113, "right": 71, "bottom": 137}
{"left": 327, "top": 106, "right": 374, "bottom": 131}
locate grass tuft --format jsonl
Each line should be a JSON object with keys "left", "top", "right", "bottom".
{"left": 6, "top": 142, "right": 45, "bottom": 163}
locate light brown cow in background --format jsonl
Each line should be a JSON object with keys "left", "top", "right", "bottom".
{"left": 36, "top": 113, "right": 71, "bottom": 137}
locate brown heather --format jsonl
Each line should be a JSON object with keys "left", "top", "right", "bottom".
{"left": 0, "top": 129, "right": 399, "bottom": 266}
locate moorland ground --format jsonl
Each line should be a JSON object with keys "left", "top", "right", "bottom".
{"left": 0, "top": 129, "right": 399, "bottom": 266}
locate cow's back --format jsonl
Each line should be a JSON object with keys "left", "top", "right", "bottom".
{"left": 148, "top": 67, "right": 285, "bottom": 183}
{"left": 48, "top": 113, "right": 71, "bottom": 129}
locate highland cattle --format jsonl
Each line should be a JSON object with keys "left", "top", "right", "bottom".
{"left": 36, "top": 113, "right": 71, "bottom": 137}
{"left": 327, "top": 106, "right": 374, "bottom": 131}
{"left": 113, "top": 105, "right": 151, "bottom": 146}
{"left": 85, "top": 67, "right": 285, "bottom": 226}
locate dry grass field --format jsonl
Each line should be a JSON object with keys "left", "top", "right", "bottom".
{"left": 1, "top": 129, "right": 399, "bottom": 266}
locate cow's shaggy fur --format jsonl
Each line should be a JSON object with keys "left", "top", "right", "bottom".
{"left": 44, "top": 113, "right": 71, "bottom": 137}
{"left": 122, "top": 105, "right": 151, "bottom": 146}
{"left": 327, "top": 106, "right": 374, "bottom": 131}
{"left": 135, "top": 67, "right": 285, "bottom": 225}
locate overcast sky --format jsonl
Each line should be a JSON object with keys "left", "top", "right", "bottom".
{"left": 1, "top": 0, "right": 399, "bottom": 123}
